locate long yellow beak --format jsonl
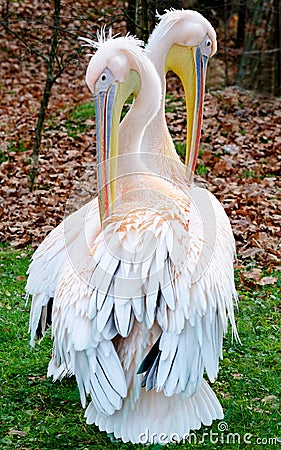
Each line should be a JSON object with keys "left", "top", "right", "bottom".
{"left": 95, "top": 86, "right": 115, "bottom": 222}
{"left": 94, "top": 70, "right": 140, "bottom": 224}
{"left": 166, "top": 44, "right": 208, "bottom": 181}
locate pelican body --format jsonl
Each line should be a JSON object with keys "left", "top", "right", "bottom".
{"left": 43, "top": 35, "right": 237, "bottom": 443}
{"left": 26, "top": 10, "right": 239, "bottom": 444}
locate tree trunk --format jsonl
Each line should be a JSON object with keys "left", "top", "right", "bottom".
{"left": 28, "top": 0, "right": 61, "bottom": 190}
{"left": 273, "top": 0, "right": 281, "bottom": 95}
{"left": 223, "top": 0, "right": 229, "bottom": 85}
{"left": 124, "top": 1, "right": 185, "bottom": 41}
{"left": 2, "top": 0, "right": 10, "bottom": 25}
{"left": 141, "top": 0, "right": 149, "bottom": 43}
{"left": 236, "top": 0, "right": 264, "bottom": 89}
{"left": 236, "top": 0, "right": 280, "bottom": 96}
{"left": 124, "top": 0, "right": 139, "bottom": 36}
{"left": 236, "top": 1, "right": 247, "bottom": 48}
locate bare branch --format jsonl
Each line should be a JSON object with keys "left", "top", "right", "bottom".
{"left": 53, "top": 49, "right": 82, "bottom": 81}
{"left": 0, "top": 19, "right": 48, "bottom": 63}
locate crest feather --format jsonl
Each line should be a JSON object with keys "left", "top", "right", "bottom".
{"left": 79, "top": 28, "right": 143, "bottom": 52}
{"left": 80, "top": 30, "right": 149, "bottom": 75}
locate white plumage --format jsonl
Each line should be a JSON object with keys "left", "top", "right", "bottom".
{"left": 26, "top": 10, "right": 239, "bottom": 444}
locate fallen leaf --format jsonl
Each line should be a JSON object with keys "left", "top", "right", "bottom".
{"left": 261, "top": 395, "right": 279, "bottom": 405}
{"left": 243, "top": 268, "right": 262, "bottom": 281}
{"left": 16, "top": 275, "right": 26, "bottom": 282}
{"left": 258, "top": 276, "right": 278, "bottom": 286}
{"left": 8, "top": 430, "right": 26, "bottom": 437}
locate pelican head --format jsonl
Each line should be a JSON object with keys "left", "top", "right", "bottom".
{"left": 85, "top": 34, "right": 161, "bottom": 222}
{"left": 147, "top": 9, "right": 217, "bottom": 174}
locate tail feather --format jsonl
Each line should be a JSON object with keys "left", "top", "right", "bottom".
{"left": 85, "top": 379, "right": 223, "bottom": 444}
{"left": 35, "top": 297, "right": 54, "bottom": 340}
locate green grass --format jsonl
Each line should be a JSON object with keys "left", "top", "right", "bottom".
{"left": 0, "top": 247, "right": 280, "bottom": 449}
{"left": 64, "top": 103, "right": 95, "bottom": 139}
{"left": 48, "top": 103, "right": 95, "bottom": 140}
{"left": 7, "top": 139, "right": 28, "bottom": 153}
{"left": 196, "top": 161, "right": 209, "bottom": 177}
{"left": 241, "top": 170, "right": 256, "bottom": 179}
{"left": 175, "top": 142, "right": 185, "bottom": 160}
{"left": 0, "top": 150, "right": 8, "bottom": 164}
{"left": 165, "top": 93, "right": 185, "bottom": 113}
{"left": 0, "top": 138, "right": 29, "bottom": 164}
{"left": 48, "top": 98, "right": 135, "bottom": 140}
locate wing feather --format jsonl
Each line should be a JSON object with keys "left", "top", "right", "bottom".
{"left": 35, "top": 186, "right": 238, "bottom": 426}
{"left": 137, "top": 188, "right": 238, "bottom": 398}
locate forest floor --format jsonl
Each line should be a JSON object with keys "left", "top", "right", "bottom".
{"left": 0, "top": 1, "right": 280, "bottom": 448}
{"left": 1, "top": 1, "right": 280, "bottom": 278}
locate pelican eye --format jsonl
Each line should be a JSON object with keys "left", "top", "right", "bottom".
{"left": 95, "top": 67, "right": 115, "bottom": 93}
{"left": 201, "top": 36, "right": 213, "bottom": 57}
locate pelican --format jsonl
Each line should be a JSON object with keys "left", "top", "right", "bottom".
{"left": 26, "top": 10, "right": 219, "bottom": 346}
{"left": 25, "top": 11, "right": 239, "bottom": 443}
{"left": 142, "top": 9, "right": 217, "bottom": 182}
{"left": 37, "top": 32, "right": 238, "bottom": 444}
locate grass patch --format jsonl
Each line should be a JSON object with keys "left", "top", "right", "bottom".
{"left": 7, "top": 139, "right": 28, "bottom": 153}
{"left": 165, "top": 93, "right": 185, "bottom": 113}
{"left": 175, "top": 142, "right": 185, "bottom": 160}
{"left": 48, "top": 97, "right": 135, "bottom": 140}
{"left": 0, "top": 138, "right": 29, "bottom": 164}
{"left": 64, "top": 102, "right": 95, "bottom": 139}
{"left": 47, "top": 103, "right": 95, "bottom": 140}
{"left": 241, "top": 169, "right": 256, "bottom": 179}
{"left": 0, "top": 149, "right": 8, "bottom": 163}
{"left": 0, "top": 247, "right": 280, "bottom": 449}
{"left": 196, "top": 161, "right": 209, "bottom": 176}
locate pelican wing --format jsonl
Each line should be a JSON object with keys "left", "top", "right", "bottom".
{"left": 87, "top": 188, "right": 237, "bottom": 399}
{"left": 48, "top": 189, "right": 237, "bottom": 413}
{"left": 139, "top": 188, "right": 238, "bottom": 397}
{"left": 27, "top": 198, "right": 100, "bottom": 346}
{"left": 48, "top": 254, "right": 127, "bottom": 416}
